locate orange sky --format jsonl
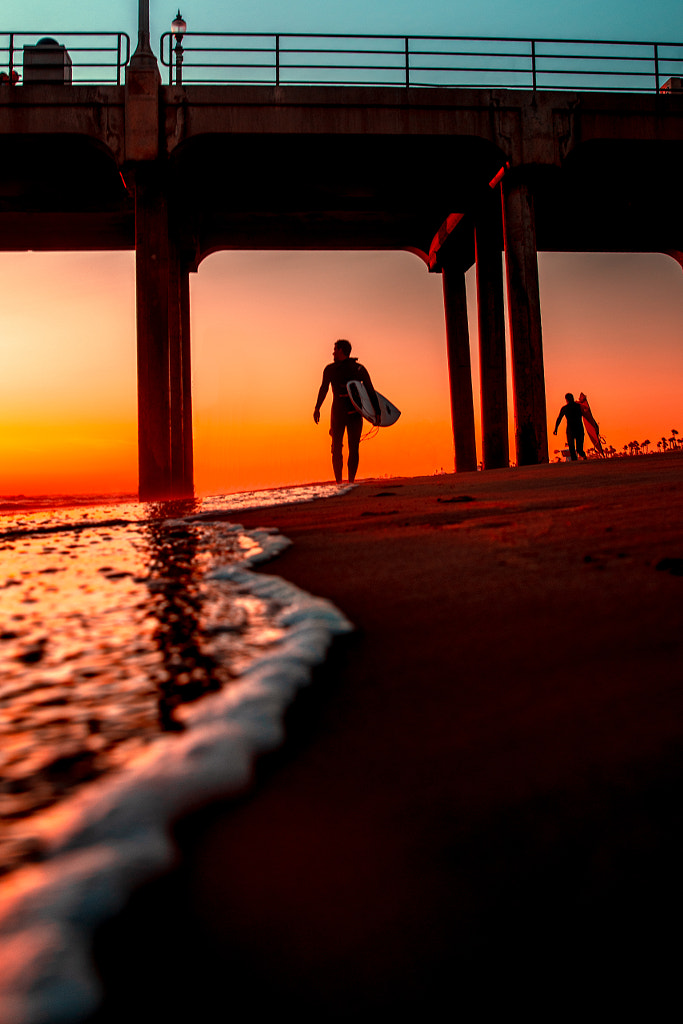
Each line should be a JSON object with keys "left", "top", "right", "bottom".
{"left": 0, "top": 248, "right": 681, "bottom": 496}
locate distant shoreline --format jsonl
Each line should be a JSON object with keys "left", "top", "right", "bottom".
{"left": 0, "top": 493, "right": 137, "bottom": 515}
{"left": 4, "top": 449, "right": 683, "bottom": 516}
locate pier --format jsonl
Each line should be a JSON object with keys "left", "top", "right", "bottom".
{"left": 1, "top": 5, "right": 681, "bottom": 497}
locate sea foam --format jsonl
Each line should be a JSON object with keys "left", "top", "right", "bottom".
{"left": 0, "top": 487, "right": 353, "bottom": 1024}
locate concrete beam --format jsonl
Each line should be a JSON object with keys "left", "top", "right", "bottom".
{"left": 0, "top": 211, "right": 133, "bottom": 251}
{"left": 665, "top": 249, "right": 683, "bottom": 272}
{"left": 0, "top": 86, "right": 125, "bottom": 162}
{"left": 161, "top": 85, "right": 682, "bottom": 163}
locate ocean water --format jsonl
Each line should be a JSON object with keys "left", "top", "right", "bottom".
{"left": 0, "top": 485, "right": 353, "bottom": 1024}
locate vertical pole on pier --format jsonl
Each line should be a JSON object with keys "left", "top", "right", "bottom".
{"left": 475, "top": 199, "right": 509, "bottom": 469}
{"left": 442, "top": 261, "right": 478, "bottom": 473}
{"left": 501, "top": 173, "right": 548, "bottom": 466}
{"left": 135, "top": 0, "right": 154, "bottom": 61}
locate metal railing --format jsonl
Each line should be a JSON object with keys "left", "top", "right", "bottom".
{"left": 2, "top": 31, "right": 681, "bottom": 93}
{"left": 0, "top": 32, "right": 130, "bottom": 86}
{"left": 159, "top": 32, "right": 683, "bottom": 92}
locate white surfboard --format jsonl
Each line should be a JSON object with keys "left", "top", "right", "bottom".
{"left": 347, "top": 380, "right": 401, "bottom": 427}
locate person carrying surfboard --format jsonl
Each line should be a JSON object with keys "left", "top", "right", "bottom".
{"left": 553, "top": 393, "right": 588, "bottom": 461}
{"left": 313, "top": 339, "right": 381, "bottom": 483}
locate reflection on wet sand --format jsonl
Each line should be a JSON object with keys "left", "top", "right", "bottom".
{"left": 143, "top": 501, "right": 226, "bottom": 732}
{"left": 0, "top": 502, "right": 284, "bottom": 876}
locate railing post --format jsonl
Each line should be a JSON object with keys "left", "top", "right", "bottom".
{"left": 275, "top": 34, "right": 280, "bottom": 87}
{"left": 8, "top": 33, "right": 14, "bottom": 85}
{"left": 531, "top": 39, "right": 537, "bottom": 91}
{"left": 654, "top": 42, "right": 660, "bottom": 92}
{"left": 405, "top": 36, "right": 410, "bottom": 88}
{"left": 117, "top": 33, "right": 122, "bottom": 85}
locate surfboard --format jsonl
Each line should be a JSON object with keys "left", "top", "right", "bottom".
{"left": 578, "top": 392, "right": 604, "bottom": 456}
{"left": 346, "top": 380, "right": 401, "bottom": 427}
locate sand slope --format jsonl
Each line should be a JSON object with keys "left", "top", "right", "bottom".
{"left": 90, "top": 454, "right": 683, "bottom": 1020}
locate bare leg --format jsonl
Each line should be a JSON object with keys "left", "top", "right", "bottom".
{"left": 567, "top": 432, "right": 577, "bottom": 461}
{"left": 347, "top": 414, "right": 363, "bottom": 482}
{"left": 330, "top": 409, "right": 345, "bottom": 483}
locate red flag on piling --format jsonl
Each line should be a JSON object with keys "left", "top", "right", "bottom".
{"left": 578, "top": 392, "right": 604, "bottom": 456}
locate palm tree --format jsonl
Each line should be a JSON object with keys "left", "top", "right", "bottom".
{"left": 641, "top": 439, "right": 651, "bottom": 453}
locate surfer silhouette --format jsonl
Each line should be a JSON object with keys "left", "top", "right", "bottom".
{"left": 553, "top": 393, "right": 587, "bottom": 461}
{"left": 313, "top": 339, "right": 381, "bottom": 483}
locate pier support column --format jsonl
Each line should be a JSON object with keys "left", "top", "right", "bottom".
{"left": 180, "top": 264, "right": 194, "bottom": 493}
{"left": 168, "top": 249, "right": 194, "bottom": 498}
{"left": 134, "top": 167, "right": 194, "bottom": 500}
{"left": 475, "top": 201, "right": 509, "bottom": 469}
{"left": 442, "top": 261, "right": 477, "bottom": 473}
{"left": 501, "top": 174, "right": 548, "bottom": 466}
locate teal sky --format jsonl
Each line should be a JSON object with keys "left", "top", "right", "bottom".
{"left": 7, "top": 1, "right": 683, "bottom": 44}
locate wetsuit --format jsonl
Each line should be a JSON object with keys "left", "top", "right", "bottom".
{"left": 555, "top": 400, "right": 587, "bottom": 460}
{"left": 315, "top": 358, "right": 381, "bottom": 482}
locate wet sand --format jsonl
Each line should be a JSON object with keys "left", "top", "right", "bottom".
{"left": 89, "top": 454, "right": 683, "bottom": 1019}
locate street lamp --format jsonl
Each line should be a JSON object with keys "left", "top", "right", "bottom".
{"left": 172, "top": 10, "right": 186, "bottom": 86}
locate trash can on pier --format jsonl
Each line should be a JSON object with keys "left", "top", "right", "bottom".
{"left": 23, "top": 38, "right": 73, "bottom": 84}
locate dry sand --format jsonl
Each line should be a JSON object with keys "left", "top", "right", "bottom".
{"left": 89, "top": 453, "right": 683, "bottom": 1019}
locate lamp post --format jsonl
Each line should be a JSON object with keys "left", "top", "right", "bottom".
{"left": 172, "top": 10, "right": 186, "bottom": 86}
{"left": 131, "top": 0, "right": 156, "bottom": 67}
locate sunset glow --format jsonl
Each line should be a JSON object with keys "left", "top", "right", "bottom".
{"left": 0, "top": 248, "right": 681, "bottom": 496}
{"left": 2, "top": 0, "right": 681, "bottom": 498}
